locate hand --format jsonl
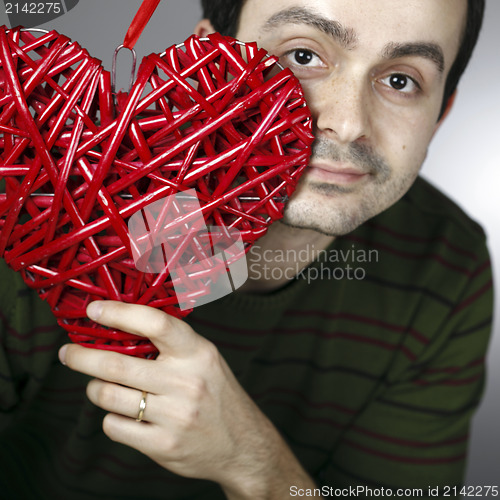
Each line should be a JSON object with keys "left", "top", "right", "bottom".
{"left": 58, "top": 300, "right": 314, "bottom": 498}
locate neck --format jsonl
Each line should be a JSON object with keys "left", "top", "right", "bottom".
{"left": 240, "top": 222, "right": 335, "bottom": 293}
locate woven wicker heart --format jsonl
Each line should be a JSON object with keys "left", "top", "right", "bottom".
{"left": 0, "top": 27, "right": 313, "bottom": 357}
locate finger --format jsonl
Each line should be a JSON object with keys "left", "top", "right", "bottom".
{"left": 101, "top": 413, "right": 173, "bottom": 459}
{"left": 59, "top": 343, "right": 160, "bottom": 393}
{"left": 86, "top": 379, "right": 156, "bottom": 422}
{"left": 87, "top": 300, "right": 202, "bottom": 356}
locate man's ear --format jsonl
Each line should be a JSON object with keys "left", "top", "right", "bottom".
{"left": 433, "top": 90, "right": 457, "bottom": 135}
{"left": 194, "top": 19, "right": 217, "bottom": 37}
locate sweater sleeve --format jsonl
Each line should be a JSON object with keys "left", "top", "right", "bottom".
{"left": 0, "top": 259, "right": 65, "bottom": 423}
{"left": 0, "top": 260, "right": 21, "bottom": 417}
{"left": 318, "top": 237, "right": 494, "bottom": 498}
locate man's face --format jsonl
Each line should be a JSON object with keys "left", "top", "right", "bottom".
{"left": 236, "top": 0, "right": 467, "bottom": 236}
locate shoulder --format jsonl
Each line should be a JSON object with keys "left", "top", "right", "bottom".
{"left": 345, "top": 177, "right": 493, "bottom": 377}
{"left": 401, "top": 176, "right": 486, "bottom": 243}
{"left": 351, "top": 175, "right": 492, "bottom": 339}
{"left": 360, "top": 175, "right": 490, "bottom": 277}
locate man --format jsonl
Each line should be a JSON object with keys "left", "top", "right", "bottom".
{"left": 0, "top": 1, "right": 492, "bottom": 499}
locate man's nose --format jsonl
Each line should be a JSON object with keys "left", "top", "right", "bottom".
{"left": 309, "top": 73, "right": 372, "bottom": 145}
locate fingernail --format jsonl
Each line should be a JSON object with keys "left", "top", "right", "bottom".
{"left": 87, "top": 301, "right": 103, "bottom": 321}
{"left": 58, "top": 345, "right": 67, "bottom": 365}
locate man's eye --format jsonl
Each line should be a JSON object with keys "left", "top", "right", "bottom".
{"left": 380, "top": 74, "right": 420, "bottom": 94}
{"left": 283, "top": 49, "right": 323, "bottom": 68}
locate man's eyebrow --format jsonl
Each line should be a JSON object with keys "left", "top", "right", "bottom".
{"left": 382, "top": 42, "right": 445, "bottom": 74}
{"left": 262, "top": 7, "right": 357, "bottom": 49}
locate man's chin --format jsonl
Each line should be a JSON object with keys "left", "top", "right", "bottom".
{"left": 278, "top": 217, "right": 342, "bottom": 237}
{"left": 281, "top": 181, "right": 371, "bottom": 236}
{"left": 280, "top": 203, "right": 366, "bottom": 237}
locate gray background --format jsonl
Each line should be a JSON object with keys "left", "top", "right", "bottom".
{"left": 0, "top": 0, "right": 498, "bottom": 488}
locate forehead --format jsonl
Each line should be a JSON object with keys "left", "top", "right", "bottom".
{"left": 238, "top": 0, "right": 467, "bottom": 71}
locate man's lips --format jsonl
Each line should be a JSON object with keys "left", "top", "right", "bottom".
{"left": 306, "top": 162, "right": 371, "bottom": 184}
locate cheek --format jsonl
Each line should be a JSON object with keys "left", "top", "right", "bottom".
{"left": 375, "top": 110, "right": 437, "bottom": 176}
{"left": 294, "top": 79, "right": 327, "bottom": 118}
{"left": 393, "top": 139, "right": 428, "bottom": 175}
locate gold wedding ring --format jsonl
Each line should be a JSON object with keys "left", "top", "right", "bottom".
{"left": 136, "top": 390, "right": 148, "bottom": 422}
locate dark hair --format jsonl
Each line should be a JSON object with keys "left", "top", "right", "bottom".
{"left": 439, "top": 0, "right": 485, "bottom": 116}
{"left": 200, "top": 0, "right": 485, "bottom": 117}
{"left": 200, "top": 0, "right": 243, "bottom": 39}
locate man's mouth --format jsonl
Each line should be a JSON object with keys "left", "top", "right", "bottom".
{"left": 306, "top": 162, "right": 371, "bottom": 185}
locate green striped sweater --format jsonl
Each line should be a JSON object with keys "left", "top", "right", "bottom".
{"left": 0, "top": 176, "right": 493, "bottom": 499}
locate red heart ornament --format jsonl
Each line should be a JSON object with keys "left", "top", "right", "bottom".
{"left": 0, "top": 27, "right": 313, "bottom": 357}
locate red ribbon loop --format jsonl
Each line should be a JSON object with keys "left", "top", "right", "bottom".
{"left": 123, "top": 0, "right": 162, "bottom": 49}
